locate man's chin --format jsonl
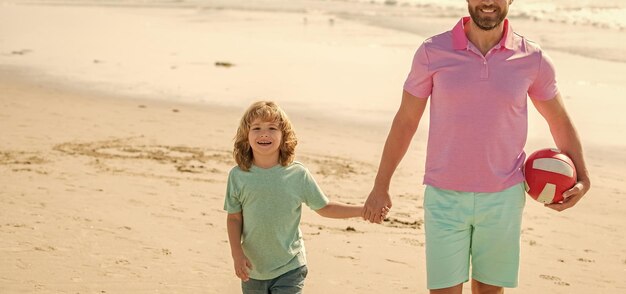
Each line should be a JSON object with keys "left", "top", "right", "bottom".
{"left": 475, "top": 18, "right": 504, "bottom": 31}
{"left": 478, "top": 23, "right": 499, "bottom": 31}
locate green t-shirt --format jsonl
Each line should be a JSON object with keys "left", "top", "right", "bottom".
{"left": 224, "top": 161, "right": 330, "bottom": 280}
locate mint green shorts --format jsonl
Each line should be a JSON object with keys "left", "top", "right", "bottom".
{"left": 424, "top": 183, "right": 526, "bottom": 289}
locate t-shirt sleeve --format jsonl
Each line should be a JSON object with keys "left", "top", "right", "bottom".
{"left": 223, "top": 169, "right": 242, "bottom": 214}
{"left": 528, "top": 51, "right": 559, "bottom": 101}
{"left": 403, "top": 42, "right": 433, "bottom": 99}
{"left": 301, "top": 167, "right": 330, "bottom": 211}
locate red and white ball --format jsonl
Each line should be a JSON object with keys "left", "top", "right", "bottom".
{"left": 524, "top": 148, "right": 577, "bottom": 204}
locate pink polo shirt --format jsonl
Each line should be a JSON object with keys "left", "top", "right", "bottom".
{"left": 404, "top": 17, "right": 559, "bottom": 192}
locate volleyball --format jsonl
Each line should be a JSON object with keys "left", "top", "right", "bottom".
{"left": 523, "top": 148, "right": 577, "bottom": 204}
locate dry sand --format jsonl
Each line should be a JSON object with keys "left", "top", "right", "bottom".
{"left": 1, "top": 2, "right": 625, "bottom": 293}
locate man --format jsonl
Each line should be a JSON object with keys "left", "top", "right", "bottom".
{"left": 362, "top": 0, "right": 590, "bottom": 293}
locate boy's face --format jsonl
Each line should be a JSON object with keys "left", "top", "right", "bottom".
{"left": 248, "top": 118, "right": 283, "bottom": 163}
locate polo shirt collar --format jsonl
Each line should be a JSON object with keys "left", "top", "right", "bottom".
{"left": 452, "top": 16, "right": 515, "bottom": 51}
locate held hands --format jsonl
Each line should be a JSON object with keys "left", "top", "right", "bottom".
{"left": 363, "top": 188, "right": 392, "bottom": 224}
{"left": 545, "top": 180, "right": 590, "bottom": 212}
{"left": 232, "top": 253, "right": 252, "bottom": 282}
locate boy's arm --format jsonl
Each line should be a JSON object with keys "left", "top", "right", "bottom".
{"left": 226, "top": 212, "right": 252, "bottom": 281}
{"left": 316, "top": 201, "right": 388, "bottom": 219}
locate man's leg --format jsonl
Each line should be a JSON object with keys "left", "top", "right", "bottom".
{"left": 472, "top": 279, "right": 503, "bottom": 294}
{"left": 424, "top": 186, "right": 473, "bottom": 290}
{"left": 471, "top": 184, "right": 526, "bottom": 290}
{"left": 430, "top": 283, "right": 463, "bottom": 294}
{"left": 428, "top": 279, "right": 504, "bottom": 293}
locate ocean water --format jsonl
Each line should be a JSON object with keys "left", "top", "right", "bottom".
{"left": 16, "top": 0, "right": 626, "bottom": 30}
{"left": 162, "top": 0, "right": 622, "bottom": 64}
{"left": 358, "top": 0, "right": 626, "bottom": 30}
{"left": 164, "top": 0, "right": 626, "bottom": 31}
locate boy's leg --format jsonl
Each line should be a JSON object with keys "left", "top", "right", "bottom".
{"left": 269, "top": 265, "right": 308, "bottom": 294}
{"left": 242, "top": 278, "right": 270, "bottom": 294}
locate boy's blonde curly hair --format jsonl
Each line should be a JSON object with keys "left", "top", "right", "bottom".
{"left": 233, "top": 101, "right": 297, "bottom": 171}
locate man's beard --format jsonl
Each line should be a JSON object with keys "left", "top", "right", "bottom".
{"left": 468, "top": 4, "right": 508, "bottom": 31}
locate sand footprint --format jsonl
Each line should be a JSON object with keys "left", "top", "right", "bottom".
{"left": 539, "top": 274, "right": 570, "bottom": 286}
{"left": 401, "top": 237, "right": 424, "bottom": 247}
{"left": 8, "top": 49, "right": 32, "bottom": 55}
{"left": 0, "top": 150, "right": 48, "bottom": 174}
{"left": 383, "top": 217, "right": 423, "bottom": 230}
{"left": 577, "top": 257, "right": 595, "bottom": 263}
{"left": 53, "top": 137, "right": 232, "bottom": 181}
{"left": 335, "top": 255, "right": 356, "bottom": 260}
{"left": 115, "top": 259, "right": 130, "bottom": 265}
{"left": 0, "top": 151, "right": 45, "bottom": 165}
{"left": 298, "top": 153, "right": 374, "bottom": 179}
{"left": 385, "top": 258, "right": 410, "bottom": 266}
